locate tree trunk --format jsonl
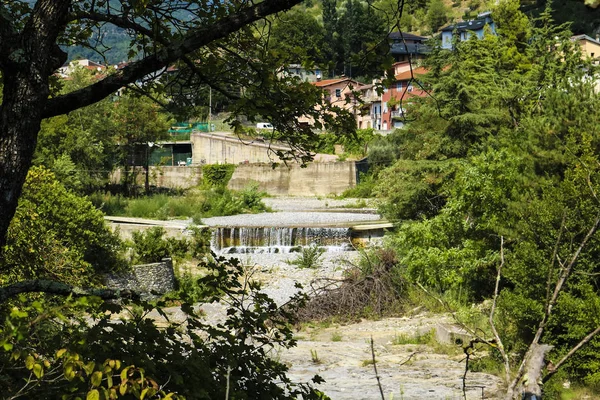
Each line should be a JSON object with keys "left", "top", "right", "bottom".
{"left": 0, "top": 74, "right": 50, "bottom": 248}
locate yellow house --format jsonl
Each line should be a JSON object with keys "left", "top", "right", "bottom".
{"left": 572, "top": 34, "right": 600, "bottom": 63}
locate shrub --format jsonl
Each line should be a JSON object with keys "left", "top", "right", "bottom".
{"left": 130, "top": 227, "right": 190, "bottom": 264}
{"left": 202, "top": 164, "right": 235, "bottom": 187}
{"left": 287, "top": 244, "right": 325, "bottom": 269}
{"left": 2, "top": 166, "right": 124, "bottom": 286}
{"left": 0, "top": 256, "right": 326, "bottom": 399}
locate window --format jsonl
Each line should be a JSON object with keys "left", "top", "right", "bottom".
{"left": 396, "top": 82, "right": 403, "bottom": 91}
{"left": 335, "top": 88, "right": 341, "bottom": 97}
{"left": 407, "top": 85, "right": 414, "bottom": 92}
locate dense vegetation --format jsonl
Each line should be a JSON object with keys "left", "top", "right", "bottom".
{"left": 355, "top": 3, "right": 600, "bottom": 397}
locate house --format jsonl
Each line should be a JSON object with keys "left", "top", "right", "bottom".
{"left": 356, "top": 82, "right": 381, "bottom": 130}
{"left": 279, "top": 64, "right": 323, "bottom": 82}
{"left": 58, "top": 59, "right": 107, "bottom": 78}
{"left": 440, "top": 11, "right": 496, "bottom": 50}
{"left": 389, "top": 32, "right": 430, "bottom": 63}
{"left": 299, "top": 77, "right": 365, "bottom": 127}
{"left": 380, "top": 63, "right": 428, "bottom": 130}
{"left": 571, "top": 34, "right": 600, "bottom": 63}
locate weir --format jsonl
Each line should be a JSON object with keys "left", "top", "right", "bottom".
{"left": 211, "top": 226, "right": 354, "bottom": 254}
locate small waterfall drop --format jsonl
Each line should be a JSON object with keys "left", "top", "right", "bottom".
{"left": 211, "top": 226, "right": 353, "bottom": 254}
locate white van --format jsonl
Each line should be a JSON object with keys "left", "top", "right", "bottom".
{"left": 256, "top": 122, "right": 273, "bottom": 130}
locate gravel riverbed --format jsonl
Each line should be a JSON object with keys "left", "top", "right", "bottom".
{"left": 151, "top": 197, "right": 503, "bottom": 399}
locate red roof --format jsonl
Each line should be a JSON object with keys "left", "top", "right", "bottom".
{"left": 313, "top": 78, "right": 359, "bottom": 87}
{"left": 395, "top": 67, "right": 428, "bottom": 81}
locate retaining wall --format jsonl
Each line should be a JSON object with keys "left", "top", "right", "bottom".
{"left": 104, "top": 257, "right": 176, "bottom": 299}
{"left": 228, "top": 162, "right": 356, "bottom": 196}
{"left": 111, "top": 161, "right": 356, "bottom": 196}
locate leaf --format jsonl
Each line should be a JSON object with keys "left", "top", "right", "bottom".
{"left": 56, "top": 348, "right": 67, "bottom": 359}
{"left": 140, "top": 388, "right": 149, "bottom": 399}
{"left": 120, "top": 366, "right": 129, "bottom": 382}
{"left": 86, "top": 389, "right": 100, "bottom": 400}
{"left": 91, "top": 371, "right": 103, "bottom": 387}
{"left": 33, "top": 363, "right": 44, "bottom": 379}
{"left": 119, "top": 382, "right": 128, "bottom": 396}
{"left": 25, "top": 355, "right": 34, "bottom": 370}
{"left": 83, "top": 361, "right": 95, "bottom": 376}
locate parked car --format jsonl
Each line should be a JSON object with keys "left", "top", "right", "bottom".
{"left": 256, "top": 122, "right": 273, "bottom": 129}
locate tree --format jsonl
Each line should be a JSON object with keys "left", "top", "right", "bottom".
{"left": 269, "top": 7, "right": 327, "bottom": 66}
{"left": 378, "top": 6, "right": 600, "bottom": 398}
{"left": 0, "top": 0, "right": 357, "bottom": 249}
{"left": 109, "top": 90, "right": 173, "bottom": 195}
{"left": 426, "top": 0, "right": 448, "bottom": 33}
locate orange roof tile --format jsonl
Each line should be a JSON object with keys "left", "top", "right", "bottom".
{"left": 395, "top": 67, "right": 428, "bottom": 81}
{"left": 313, "top": 78, "right": 356, "bottom": 87}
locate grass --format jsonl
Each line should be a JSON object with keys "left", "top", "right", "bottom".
{"left": 286, "top": 244, "right": 325, "bottom": 269}
{"left": 89, "top": 184, "right": 268, "bottom": 220}
{"left": 392, "top": 329, "right": 436, "bottom": 346}
{"left": 331, "top": 332, "right": 343, "bottom": 342}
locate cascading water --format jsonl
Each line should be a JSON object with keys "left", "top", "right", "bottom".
{"left": 211, "top": 226, "right": 354, "bottom": 254}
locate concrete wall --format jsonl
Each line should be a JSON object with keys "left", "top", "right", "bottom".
{"left": 111, "top": 162, "right": 357, "bottom": 196}
{"left": 111, "top": 166, "right": 203, "bottom": 189}
{"left": 228, "top": 162, "right": 356, "bottom": 196}
{"left": 104, "top": 257, "right": 176, "bottom": 300}
{"left": 190, "top": 132, "right": 292, "bottom": 165}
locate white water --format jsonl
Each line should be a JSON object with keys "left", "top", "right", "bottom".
{"left": 210, "top": 226, "right": 354, "bottom": 254}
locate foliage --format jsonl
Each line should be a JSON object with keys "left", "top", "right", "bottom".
{"left": 1, "top": 166, "right": 124, "bottom": 286}
{"left": 287, "top": 244, "right": 325, "bottom": 269}
{"left": 317, "top": 128, "right": 375, "bottom": 158}
{"left": 201, "top": 164, "right": 236, "bottom": 188}
{"left": 90, "top": 185, "right": 268, "bottom": 220}
{"left": 129, "top": 227, "right": 189, "bottom": 264}
{"left": 376, "top": 6, "right": 600, "bottom": 391}
{"left": 426, "top": 0, "right": 448, "bottom": 33}
{"left": 0, "top": 256, "right": 328, "bottom": 399}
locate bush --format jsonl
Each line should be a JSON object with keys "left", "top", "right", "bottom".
{"left": 2, "top": 166, "right": 124, "bottom": 286}
{"left": 130, "top": 227, "right": 190, "bottom": 264}
{"left": 0, "top": 256, "right": 326, "bottom": 399}
{"left": 202, "top": 164, "right": 235, "bottom": 187}
{"left": 287, "top": 244, "right": 325, "bottom": 269}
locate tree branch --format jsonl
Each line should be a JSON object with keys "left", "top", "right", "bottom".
{"left": 489, "top": 236, "right": 511, "bottom": 384}
{"left": 506, "top": 213, "right": 600, "bottom": 398}
{"left": 544, "top": 325, "right": 600, "bottom": 383}
{"left": 0, "top": 280, "right": 140, "bottom": 303}
{"left": 43, "top": 0, "right": 302, "bottom": 118}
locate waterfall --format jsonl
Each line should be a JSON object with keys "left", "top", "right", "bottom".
{"left": 211, "top": 226, "right": 353, "bottom": 254}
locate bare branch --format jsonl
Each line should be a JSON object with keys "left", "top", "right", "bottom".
{"left": 489, "top": 236, "right": 511, "bottom": 384}
{"left": 544, "top": 325, "right": 600, "bottom": 382}
{"left": 370, "top": 336, "right": 385, "bottom": 400}
{"left": 0, "top": 280, "right": 141, "bottom": 303}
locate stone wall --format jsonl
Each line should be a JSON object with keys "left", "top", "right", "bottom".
{"left": 105, "top": 257, "right": 176, "bottom": 299}
{"left": 228, "top": 162, "right": 356, "bottom": 196}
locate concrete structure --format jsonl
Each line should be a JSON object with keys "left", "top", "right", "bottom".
{"left": 111, "top": 161, "right": 357, "bottom": 196}
{"left": 190, "top": 131, "right": 296, "bottom": 165}
{"left": 104, "top": 257, "right": 176, "bottom": 300}
{"left": 111, "top": 164, "right": 203, "bottom": 189}
{"left": 228, "top": 161, "right": 356, "bottom": 196}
